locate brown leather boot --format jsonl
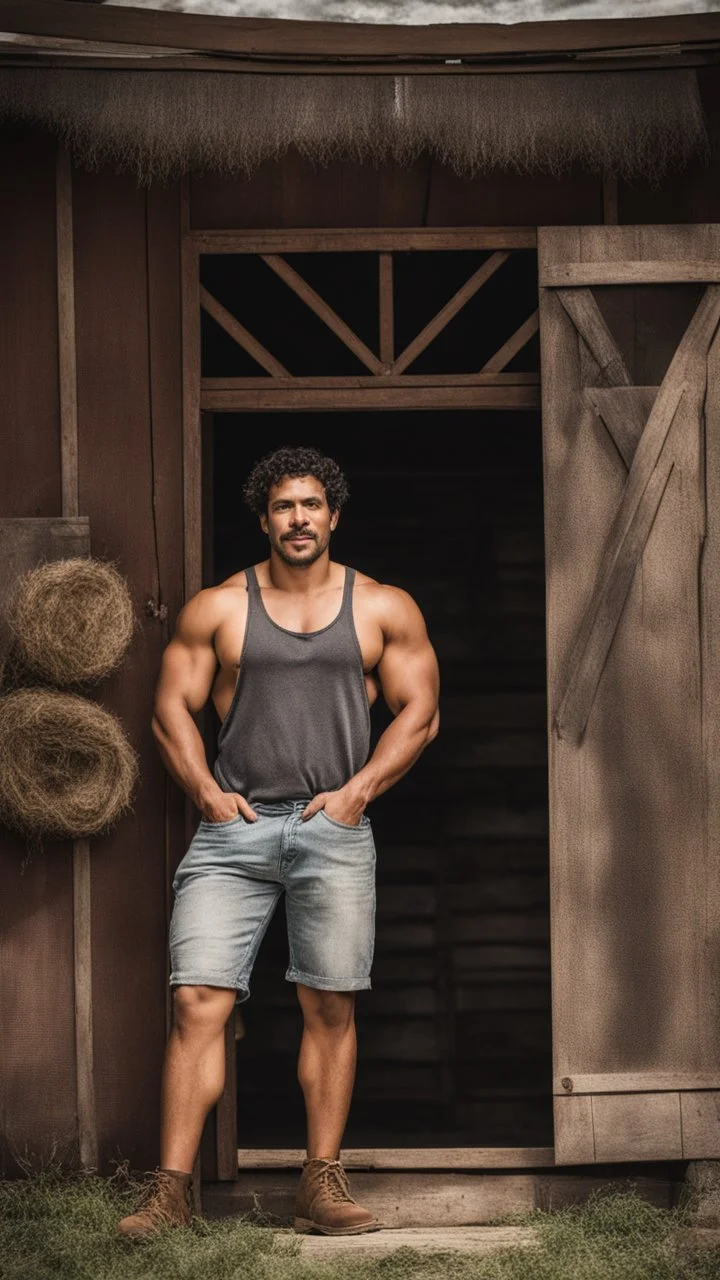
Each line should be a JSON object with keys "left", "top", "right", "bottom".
{"left": 294, "top": 1157, "right": 381, "bottom": 1235}
{"left": 116, "top": 1168, "right": 193, "bottom": 1238}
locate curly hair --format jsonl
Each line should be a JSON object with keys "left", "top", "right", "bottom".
{"left": 242, "top": 445, "right": 350, "bottom": 516}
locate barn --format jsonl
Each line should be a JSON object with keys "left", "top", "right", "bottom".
{"left": 2, "top": 0, "right": 720, "bottom": 1227}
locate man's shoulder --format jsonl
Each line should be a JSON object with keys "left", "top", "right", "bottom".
{"left": 178, "top": 572, "right": 249, "bottom": 635}
{"left": 353, "top": 572, "right": 421, "bottom": 621}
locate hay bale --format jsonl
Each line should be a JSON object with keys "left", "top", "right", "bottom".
{"left": 0, "top": 688, "right": 138, "bottom": 839}
{"left": 8, "top": 558, "right": 134, "bottom": 687}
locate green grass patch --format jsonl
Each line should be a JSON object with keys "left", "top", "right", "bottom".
{"left": 2, "top": 1167, "right": 720, "bottom": 1280}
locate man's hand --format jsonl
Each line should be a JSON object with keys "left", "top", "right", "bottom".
{"left": 201, "top": 786, "right": 257, "bottom": 824}
{"left": 301, "top": 786, "right": 365, "bottom": 827}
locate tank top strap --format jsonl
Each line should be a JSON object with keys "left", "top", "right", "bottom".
{"left": 245, "top": 564, "right": 261, "bottom": 599}
{"left": 340, "top": 565, "right": 356, "bottom": 616}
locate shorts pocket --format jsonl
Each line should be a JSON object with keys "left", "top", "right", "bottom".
{"left": 318, "top": 809, "right": 370, "bottom": 832}
{"left": 199, "top": 814, "right": 244, "bottom": 828}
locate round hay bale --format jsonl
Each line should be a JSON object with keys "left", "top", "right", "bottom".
{"left": 0, "top": 688, "right": 138, "bottom": 839}
{"left": 8, "top": 558, "right": 135, "bottom": 687}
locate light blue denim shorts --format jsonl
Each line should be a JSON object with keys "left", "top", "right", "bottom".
{"left": 169, "top": 800, "right": 376, "bottom": 1002}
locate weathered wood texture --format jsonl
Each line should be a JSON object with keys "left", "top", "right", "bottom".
{"left": 72, "top": 162, "right": 185, "bottom": 1173}
{"left": 203, "top": 1165, "right": 682, "bottom": 1227}
{"left": 0, "top": 520, "right": 89, "bottom": 1176}
{"left": 540, "top": 224, "right": 720, "bottom": 1164}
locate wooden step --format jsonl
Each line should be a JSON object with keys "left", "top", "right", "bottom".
{"left": 280, "top": 1224, "right": 539, "bottom": 1258}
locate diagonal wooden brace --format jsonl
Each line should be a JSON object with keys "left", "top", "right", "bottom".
{"left": 555, "top": 284, "right": 720, "bottom": 745}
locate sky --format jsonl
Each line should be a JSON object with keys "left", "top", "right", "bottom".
{"left": 105, "top": 0, "right": 720, "bottom": 23}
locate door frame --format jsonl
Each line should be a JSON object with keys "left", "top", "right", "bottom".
{"left": 180, "top": 199, "right": 551, "bottom": 1176}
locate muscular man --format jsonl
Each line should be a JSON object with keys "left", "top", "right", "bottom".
{"left": 118, "top": 445, "right": 439, "bottom": 1238}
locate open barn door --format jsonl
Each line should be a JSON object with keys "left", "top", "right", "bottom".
{"left": 539, "top": 226, "right": 720, "bottom": 1164}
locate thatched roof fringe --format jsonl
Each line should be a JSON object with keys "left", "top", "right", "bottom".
{"left": 0, "top": 68, "right": 708, "bottom": 184}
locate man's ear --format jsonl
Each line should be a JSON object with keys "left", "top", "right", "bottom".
{"left": 330, "top": 509, "right": 340, "bottom": 531}
{"left": 259, "top": 513, "right": 268, "bottom": 534}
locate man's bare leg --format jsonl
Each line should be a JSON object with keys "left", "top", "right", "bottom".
{"left": 296, "top": 985, "right": 357, "bottom": 1158}
{"left": 160, "top": 984, "right": 237, "bottom": 1172}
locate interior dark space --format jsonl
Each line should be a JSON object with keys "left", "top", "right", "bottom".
{"left": 207, "top": 409, "right": 552, "bottom": 1149}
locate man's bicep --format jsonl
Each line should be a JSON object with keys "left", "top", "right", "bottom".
{"left": 154, "top": 600, "right": 218, "bottom": 717}
{"left": 376, "top": 592, "right": 439, "bottom": 716}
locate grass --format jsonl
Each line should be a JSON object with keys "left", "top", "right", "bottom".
{"left": 2, "top": 1165, "right": 720, "bottom": 1280}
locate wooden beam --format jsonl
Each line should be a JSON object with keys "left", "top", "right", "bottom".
{"left": 556, "top": 288, "right": 632, "bottom": 386}
{"left": 4, "top": 1, "right": 720, "bottom": 60}
{"left": 555, "top": 1071, "right": 720, "bottom": 1095}
{"left": 3, "top": 52, "right": 718, "bottom": 74}
{"left": 379, "top": 252, "right": 394, "bottom": 365}
{"left": 585, "top": 386, "right": 658, "bottom": 469}
{"left": 56, "top": 147, "right": 79, "bottom": 521}
{"left": 181, "top": 183, "right": 202, "bottom": 602}
{"left": 602, "top": 171, "right": 619, "bottom": 225}
{"left": 392, "top": 251, "right": 510, "bottom": 375}
{"left": 202, "top": 372, "right": 539, "bottom": 390}
{"left": 261, "top": 254, "right": 385, "bottom": 375}
{"left": 201, "top": 385, "right": 541, "bottom": 411}
{"left": 199, "top": 285, "right": 288, "bottom": 378}
{"left": 237, "top": 1147, "right": 556, "bottom": 1170}
{"left": 543, "top": 261, "right": 720, "bottom": 286}
{"left": 192, "top": 229, "right": 537, "bottom": 253}
{"left": 480, "top": 310, "right": 539, "bottom": 375}
{"left": 56, "top": 145, "right": 98, "bottom": 1173}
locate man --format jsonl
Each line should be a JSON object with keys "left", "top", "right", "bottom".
{"left": 118, "top": 445, "right": 440, "bottom": 1238}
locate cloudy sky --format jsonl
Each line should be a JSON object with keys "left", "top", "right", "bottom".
{"left": 106, "top": 0, "right": 720, "bottom": 22}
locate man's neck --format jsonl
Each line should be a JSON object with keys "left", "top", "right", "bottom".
{"left": 265, "top": 552, "right": 338, "bottom": 595}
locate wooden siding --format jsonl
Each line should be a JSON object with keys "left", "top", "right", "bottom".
{"left": 1, "top": 99, "right": 720, "bottom": 1175}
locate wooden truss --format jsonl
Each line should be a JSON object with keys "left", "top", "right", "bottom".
{"left": 188, "top": 228, "right": 540, "bottom": 412}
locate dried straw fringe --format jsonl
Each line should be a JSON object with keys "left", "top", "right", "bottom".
{"left": 0, "top": 67, "right": 708, "bottom": 184}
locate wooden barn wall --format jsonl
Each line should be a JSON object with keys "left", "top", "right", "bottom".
{"left": 0, "top": 122, "right": 185, "bottom": 1175}
{"left": 0, "top": 57, "right": 719, "bottom": 1176}
{"left": 0, "top": 124, "right": 75, "bottom": 1177}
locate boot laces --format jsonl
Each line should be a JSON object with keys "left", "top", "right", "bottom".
{"left": 132, "top": 1170, "right": 189, "bottom": 1225}
{"left": 319, "top": 1161, "right": 355, "bottom": 1203}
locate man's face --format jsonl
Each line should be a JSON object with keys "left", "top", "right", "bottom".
{"left": 260, "top": 473, "right": 338, "bottom": 567}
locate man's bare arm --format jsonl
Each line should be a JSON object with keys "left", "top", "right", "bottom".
{"left": 151, "top": 591, "right": 257, "bottom": 823}
{"left": 302, "top": 587, "right": 439, "bottom": 824}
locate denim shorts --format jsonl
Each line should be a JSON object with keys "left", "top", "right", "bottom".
{"left": 169, "top": 800, "right": 376, "bottom": 1002}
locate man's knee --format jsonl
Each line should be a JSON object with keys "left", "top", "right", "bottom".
{"left": 172, "top": 984, "right": 235, "bottom": 1035}
{"left": 297, "top": 984, "right": 356, "bottom": 1031}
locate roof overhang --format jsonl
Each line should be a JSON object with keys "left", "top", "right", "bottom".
{"left": 1, "top": 0, "right": 720, "bottom": 73}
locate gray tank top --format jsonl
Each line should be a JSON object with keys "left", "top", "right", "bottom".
{"left": 214, "top": 564, "right": 371, "bottom": 805}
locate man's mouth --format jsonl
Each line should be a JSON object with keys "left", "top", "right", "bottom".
{"left": 285, "top": 533, "right": 314, "bottom": 542}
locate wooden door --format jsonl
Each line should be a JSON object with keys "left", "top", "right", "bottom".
{"left": 539, "top": 225, "right": 720, "bottom": 1164}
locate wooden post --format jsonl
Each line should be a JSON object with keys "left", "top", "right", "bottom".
{"left": 57, "top": 144, "right": 98, "bottom": 1171}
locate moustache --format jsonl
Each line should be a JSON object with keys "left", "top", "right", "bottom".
{"left": 283, "top": 531, "right": 316, "bottom": 541}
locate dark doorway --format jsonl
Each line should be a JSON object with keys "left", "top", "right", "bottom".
{"left": 208, "top": 409, "right": 552, "bottom": 1149}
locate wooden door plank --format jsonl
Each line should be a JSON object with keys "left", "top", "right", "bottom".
{"left": 181, "top": 208, "right": 202, "bottom": 603}
{"left": 700, "top": 330, "right": 720, "bottom": 1077}
{"left": 555, "top": 1071, "right": 720, "bottom": 1095}
{"left": 553, "top": 1096, "right": 595, "bottom": 1163}
{"left": 199, "top": 285, "right": 288, "bottom": 377}
{"left": 555, "top": 285, "right": 720, "bottom": 744}
{"left": 379, "top": 252, "right": 394, "bottom": 365}
{"left": 585, "top": 386, "right": 658, "bottom": 470}
{"left": 392, "top": 251, "right": 510, "bottom": 375}
{"left": 556, "top": 288, "right": 631, "bottom": 387}
{"left": 261, "top": 253, "right": 384, "bottom": 375}
{"left": 544, "top": 261, "right": 720, "bottom": 287}
{"left": 681, "top": 1093, "right": 720, "bottom": 1159}
{"left": 480, "top": 310, "right": 539, "bottom": 375}
{"left": 592, "top": 1093, "right": 683, "bottom": 1162}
